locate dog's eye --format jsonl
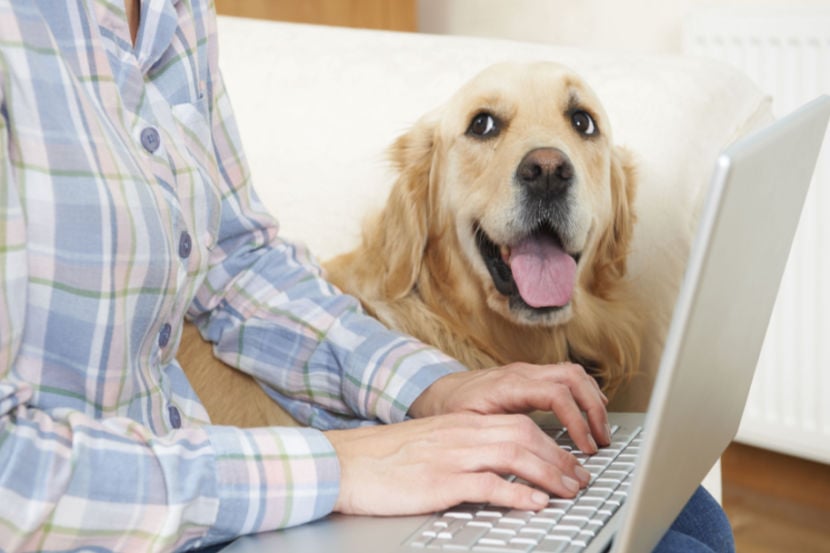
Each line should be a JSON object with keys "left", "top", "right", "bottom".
{"left": 467, "top": 113, "right": 500, "bottom": 138}
{"left": 571, "top": 110, "right": 597, "bottom": 136}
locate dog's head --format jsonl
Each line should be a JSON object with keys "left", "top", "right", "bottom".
{"left": 383, "top": 61, "right": 636, "bottom": 328}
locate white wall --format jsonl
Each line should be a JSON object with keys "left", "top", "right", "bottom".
{"left": 419, "top": 0, "right": 830, "bottom": 54}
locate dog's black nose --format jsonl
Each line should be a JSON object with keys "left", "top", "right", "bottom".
{"left": 516, "top": 148, "right": 574, "bottom": 198}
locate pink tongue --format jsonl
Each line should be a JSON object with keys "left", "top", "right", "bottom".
{"left": 508, "top": 235, "right": 577, "bottom": 308}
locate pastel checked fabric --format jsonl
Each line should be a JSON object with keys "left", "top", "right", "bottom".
{"left": 0, "top": 0, "right": 463, "bottom": 551}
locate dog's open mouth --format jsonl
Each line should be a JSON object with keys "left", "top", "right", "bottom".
{"left": 475, "top": 223, "right": 580, "bottom": 311}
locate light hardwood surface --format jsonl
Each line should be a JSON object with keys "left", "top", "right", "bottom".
{"left": 215, "top": 0, "right": 416, "bottom": 31}
{"left": 721, "top": 443, "right": 830, "bottom": 553}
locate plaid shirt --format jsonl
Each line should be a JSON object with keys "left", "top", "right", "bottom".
{"left": 0, "top": 1, "right": 464, "bottom": 551}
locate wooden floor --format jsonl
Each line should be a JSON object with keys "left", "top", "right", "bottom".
{"left": 721, "top": 442, "right": 830, "bottom": 553}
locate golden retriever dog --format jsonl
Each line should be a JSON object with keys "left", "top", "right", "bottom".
{"left": 181, "top": 61, "right": 642, "bottom": 427}
{"left": 326, "top": 61, "right": 640, "bottom": 393}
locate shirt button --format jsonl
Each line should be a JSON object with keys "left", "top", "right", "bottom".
{"left": 168, "top": 405, "right": 182, "bottom": 429}
{"left": 140, "top": 126, "right": 161, "bottom": 153}
{"left": 178, "top": 231, "right": 192, "bottom": 259}
{"left": 158, "top": 323, "right": 172, "bottom": 348}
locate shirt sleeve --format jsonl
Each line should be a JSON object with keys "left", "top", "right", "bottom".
{"left": 185, "top": 49, "right": 466, "bottom": 429}
{"left": 0, "top": 104, "right": 339, "bottom": 550}
{"left": 0, "top": 386, "right": 340, "bottom": 551}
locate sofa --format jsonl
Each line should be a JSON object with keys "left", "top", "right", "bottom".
{"left": 182, "top": 14, "right": 772, "bottom": 497}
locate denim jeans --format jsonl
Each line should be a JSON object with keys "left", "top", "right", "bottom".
{"left": 654, "top": 486, "right": 736, "bottom": 552}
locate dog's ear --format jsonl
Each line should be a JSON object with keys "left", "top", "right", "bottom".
{"left": 588, "top": 146, "right": 637, "bottom": 296}
{"left": 373, "top": 114, "right": 439, "bottom": 299}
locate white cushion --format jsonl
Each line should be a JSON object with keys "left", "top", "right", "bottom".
{"left": 217, "top": 16, "right": 769, "bottom": 261}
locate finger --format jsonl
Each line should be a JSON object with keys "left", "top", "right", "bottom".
{"left": 548, "top": 364, "right": 611, "bottom": 448}
{"left": 546, "top": 385, "right": 600, "bottom": 454}
{"left": 449, "top": 472, "right": 552, "bottom": 511}
{"left": 495, "top": 373, "right": 598, "bottom": 455}
{"left": 586, "top": 370, "right": 609, "bottom": 404}
{"left": 558, "top": 363, "right": 608, "bottom": 413}
{"left": 450, "top": 414, "right": 573, "bottom": 470}
{"left": 487, "top": 372, "right": 608, "bottom": 454}
{"left": 474, "top": 379, "right": 600, "bottom": 456}
{"left": 513, "top": 362, "right": 609, "bottom": 423}
{"left": 454, "top": 439, "right": 588, "bottom": 498}
{"left": 532, "top": 363, "right": 611, "bottom": 453}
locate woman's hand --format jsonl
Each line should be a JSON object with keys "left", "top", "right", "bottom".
{"left": 409, "top": 362, "right": 611, "bottom": 453}
{"left": 325, "top": 412, "right": 592, "bottom": 516}
{"left": 325, "top": 361, "right": 609, "bottom": 516}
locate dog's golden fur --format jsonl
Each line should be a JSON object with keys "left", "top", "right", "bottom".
{"left": 327, "top": 62, "right": 640, "bottom": 396}
{"left": 181, "top": 62, "right": 643, "bottom": 427}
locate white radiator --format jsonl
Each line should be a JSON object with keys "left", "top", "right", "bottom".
{"left": 683, "top": 9, "right": 830, "bottom": 464}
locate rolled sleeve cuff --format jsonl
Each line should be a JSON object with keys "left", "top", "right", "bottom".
{"left": 350, "top": 333, "right": 468, "bottom": 424}
{"left": 204, "top": 425, "right": 339, "bottom": 543}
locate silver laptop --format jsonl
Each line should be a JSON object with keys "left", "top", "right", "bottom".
{"left": 221, "top": 95, "right": 830, "bottom": 553}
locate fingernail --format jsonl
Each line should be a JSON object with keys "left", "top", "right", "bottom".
{"left": 575, "top": 466, "right": 591, "bottom": 485}
{"left": 587, "top": 435, "right": 598, "bottom": 453}
{"left": 531, "top": 491, "right": 550, "bottom": 507}
{"left": 561, "top": 475, "right": 580, "bottom": 494}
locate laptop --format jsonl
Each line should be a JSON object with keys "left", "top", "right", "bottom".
{"left": 221, "top": 95, "right": 830, "bottom": 553}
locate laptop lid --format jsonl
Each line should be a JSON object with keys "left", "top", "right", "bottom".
{"left": 220, "top": 96, "right": 830, "bottom": 553}
{"left": 612, "top": 94, "right": 830, "bottom": 553}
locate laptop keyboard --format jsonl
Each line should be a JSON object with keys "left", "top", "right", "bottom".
{"left": 404, "top": 425, "right": 643, "bottom": 552}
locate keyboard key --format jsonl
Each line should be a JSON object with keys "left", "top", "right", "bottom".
{"left": 573, "top": 497, "right": 604, "bottom": 509}
{"left": 475, "top": 509, "right": 506, "bottom": 519}
{"left": 547, "top": 498, "right": 575, "bottom": 509}
{"left": 436, "top": 519, "right": 466, "bottom": 539}
{"left": 561, "top": 515, "right": 589, "bottom": 528}
{"left": 531, "top": 512, "right": 563, "bottom": 524}
{"left": 517, "top": 525, "right": 548, "bottom": 536}
{"left": 492, "top": 523, "right": 519, "bottom": 535}
{"left": 570, "top": 505, "right": 599, "bottom": 518}
{"left": 579, "top": 528, "right": 597, "bottom": 540}
{"left": 547, "top": 525, "right": 581, "bottom": 541}
{"left": 509, "top": 535, "right": 542, "bottom": 546}
{"left": 591, "top": 447, "right": 621, "bottom": 458}
{"left": 472, "top": 544, "right": 513, "bottom": 553}
{"left": 501, "top": 510, "right": 534, "bottom": 525}
{"left": 535, "top": 537, "right": 569, "bottom": 553}
{"left": 439, "top": 525, "right": 489, "bottom": 549}
{"left": 479, "top": 532, "right": 509, "bottom": 545}
{"left": 504, "top": 542, "right": 535, "bottom": 552}
{"left": 522, "top": 520, "right": 555, "bottom": 533}
{"left": 423, "top": 520, "right": 452, "bottom": 538}
{"left": 585, "top": 520, "right": 604, "bottom": 534}
{"left": 409, "top": 534, "right": 433, "bottom": 548}
{"left": 435, "top": 515, "right": 458, "bottom": 527}
{"left": 609, "top": 462, "right": 636, "bottom": 472}
{"left": 472, "top": 541, "right": 533, "bottom": 552}
{"left": 582, "top": 486, "right": 615, "bottom": 499}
